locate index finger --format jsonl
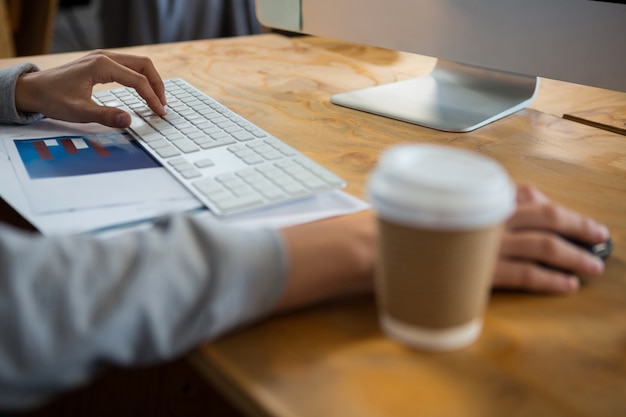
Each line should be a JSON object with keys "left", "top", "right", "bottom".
{"left": 91, "top": 50, "right": 167, "bottom": 108}
{"left": 508, "top": 202, "right": 609, "bottom": 245}
{"left": 108, "top": 52, "right": 167, "bottom": 105}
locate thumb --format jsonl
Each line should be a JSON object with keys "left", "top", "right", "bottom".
{"left": 82, "top": 103, "right": 132, "bottom": 128}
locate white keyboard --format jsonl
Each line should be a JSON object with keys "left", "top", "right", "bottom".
{"left": 93, "top": 78, "right": 345, "bottom": 215}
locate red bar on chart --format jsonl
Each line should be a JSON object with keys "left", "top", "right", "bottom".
{"left": 89, "top": 140, "right": 111, "bottom": 157}
{"left": 33, "top": 140, "right": 53, "bottom": 160}
{"left": 60, "top": 138, "right": 79, "bottom": 154}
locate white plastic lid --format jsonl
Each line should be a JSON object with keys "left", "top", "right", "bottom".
{"left": 367, "top": 144, "right": 516, "bottom": 230}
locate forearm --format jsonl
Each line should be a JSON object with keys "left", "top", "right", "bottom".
{"left": 276, "top": 211, "right": 377, "bottom": 312}
{"left": 0, "top": 216, "right": 285, "bottom": 409}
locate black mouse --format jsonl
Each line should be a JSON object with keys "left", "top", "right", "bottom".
{"left": 568, "top": 237, "right": 613, "bottom": 260}
{"left": 539, "top": 237, "right": 613, "bottom": 278}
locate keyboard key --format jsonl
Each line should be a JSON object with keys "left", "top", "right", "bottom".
{"left": 192, "top": 177, "right": 222, "bottom": 195}
{"left": 180, "top": 169, "right": 202, "bottom": 179}
{"left": 168, "top": 157, "right": 187, "bottom": 167}
{"left": 147, "top": 139, "right": 171, "bottom": 149}
{"left": 212, "top": 194, "right": 264, "bottom": 214}
{"left": 194, "top": 158, "right": 215, "bottom": 168}
{"left": 171, "top": 139, "right": 199, "bottom": 153}
{"left": 155, "top": 146, "right": 181, "bottom": 158}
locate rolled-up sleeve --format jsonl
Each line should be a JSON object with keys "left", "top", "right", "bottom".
{"left": 0, "top": 215, "right": 287, "bottom": 409}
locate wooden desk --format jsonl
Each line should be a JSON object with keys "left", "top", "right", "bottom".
{"left": 533, "top": 78, "right": 626, "bottom": 136}
{"left": 1, "top": 34, "right": 625, "bottom": 417}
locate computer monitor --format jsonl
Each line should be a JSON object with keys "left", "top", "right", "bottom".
{"left": 255, "top": 0, "right": 626, "bottom": 132}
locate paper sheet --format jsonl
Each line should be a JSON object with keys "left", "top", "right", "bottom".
{"left": 0, "top": 119, "right": 370, "bottom": 235}
{"left": 5, "top": 131, "right": 196, "bottom": 214}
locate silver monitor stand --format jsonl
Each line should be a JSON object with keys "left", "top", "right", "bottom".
{"left": 331, "top": 60, "right": 539, "bottom": 133}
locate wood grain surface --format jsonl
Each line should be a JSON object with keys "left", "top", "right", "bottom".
{"left": 2, "top": 34, "right": 624, "bottom": 417}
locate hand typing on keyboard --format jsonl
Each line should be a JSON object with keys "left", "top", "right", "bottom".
{"left": 15, "top": 50, "right": 166, "bottom": 128}
{"left": 93, "top": 79, "right": 346, "bottom": 215}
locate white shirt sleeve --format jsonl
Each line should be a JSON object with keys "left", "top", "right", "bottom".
{"left": 0, "top": 214, "right": 287, "bottom": 409}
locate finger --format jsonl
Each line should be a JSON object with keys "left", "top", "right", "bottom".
{"left": 493, "top": 259, "right": 580, "bottom": 294}
{"left": 105, "top": 65, "right": 166, "bottom": 116}
{"left": 500, "top": 230, "right": 605, "bottom": 278}
{"left": 515, "top": 183, "right": 549, "bottom": 204}
{"left": 507, "top": 201, "right": 609, "bottom": 244}
{"left": 67, "top": 101, "right": 132, "bottom": 128}
{"left": 86, "top": 54, "right": 166, "bottom": 116}
{"left": 92, "top": 50, "right": 167, "bottom": 106}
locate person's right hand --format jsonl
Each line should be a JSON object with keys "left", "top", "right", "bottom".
{"left": 14, "top": 50, "right": 167, "bottom": 128}
{"left": 493, "top": 184, "right": 610, "bottom": 294}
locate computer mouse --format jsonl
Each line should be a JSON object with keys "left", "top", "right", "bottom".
{"left": 568, "top": 237, "right": 613, "bottom": 260}
{"left": 540, "top": 237, "right": 613, "bottom": 279}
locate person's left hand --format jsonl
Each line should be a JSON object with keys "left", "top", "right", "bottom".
{"left": 15, "top": 50, "right": 167, "bottom": 128}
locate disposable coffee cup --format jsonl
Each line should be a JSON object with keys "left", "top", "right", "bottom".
{"left": 368, "top": 144, "right": 516, "bottom": 351}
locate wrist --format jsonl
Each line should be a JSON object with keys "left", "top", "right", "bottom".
{"left": 15, "top": 71, "right": 43, "bottom": 114}
{"left": 276, "top": 212, "right": 376, "bottom": 312}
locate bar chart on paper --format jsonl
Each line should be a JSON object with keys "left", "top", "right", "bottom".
{"left": 6, "top": 132, "right": 197, "bottom": 215}
{"left": 14, "top": 133, "right": 159, "bottom": 179}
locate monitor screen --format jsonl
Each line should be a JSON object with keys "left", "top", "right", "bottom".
{"left": 256, "top": 0, "right": 626, "bottom": 132}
